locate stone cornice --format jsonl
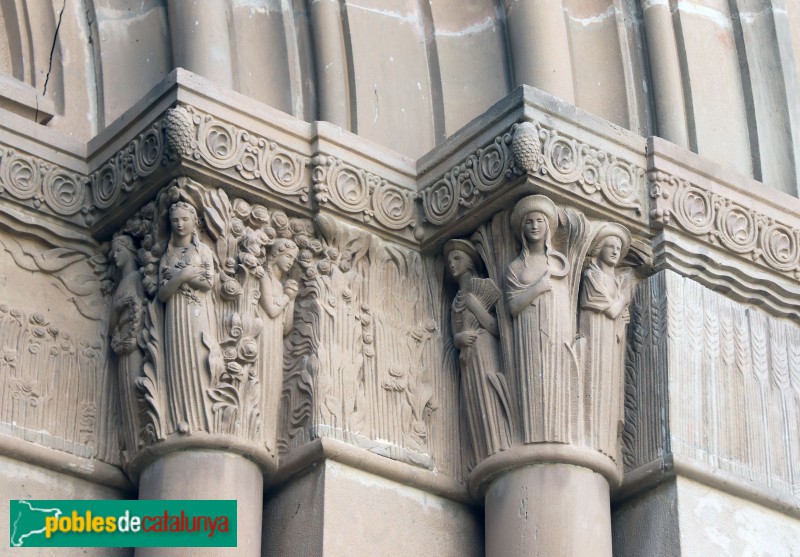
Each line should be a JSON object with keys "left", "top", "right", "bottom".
{"left": 417, "top": 86, "right": 650, "bottom": 247}
{"left": 648, "top": 137, "right": 800, "bottom": 320}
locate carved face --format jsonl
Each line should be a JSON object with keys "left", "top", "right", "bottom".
{"left": 170, "top": 207, "right": 195, "bottom": 239}
{"left": 522, "top": 212, "right": 548, "bottom": 243}
{"left": 111, "top": 242, "right": 131, "bottom": 267}
{"left": 447, "top": 249, "right": 473, "bottom": 279}
{"left": 275, "top": 250, "right": 297, "bottom": 274}
{"left": 598, "top": 236, "right": 623, "bottom": 267}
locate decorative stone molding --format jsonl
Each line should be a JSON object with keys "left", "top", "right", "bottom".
{"left": 511, "top": 121, "right": 647, "bottom": 218}
{"left": 648, "top": 137, "right": 800, "bottom": 321}
{"left": 420, "top": 128, "right": 517, "bottom": 227}
{"left": 91, "top": 120, "right": 169, "bottom": 211}
{"left": 312, "top": 155, "right": 420, "bottom": 239}
{"left": 164, "top": 105, "right": 312, "bottom": 204}
{"left": 0, "top": 144, "right": 92, "bottom": 224}
{"left": 649, "top": 170, "right": 800, "bottom": 281}
{"left": 417, "top": 86, "right": 649, "bottom": 248}
{"left": 419, "top": 119, "right": 647, "bottom": 229}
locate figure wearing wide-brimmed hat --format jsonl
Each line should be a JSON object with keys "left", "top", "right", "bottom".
{"left": 505, "top": 194, "right": 573, "bottom": 444}
{"left": 579, "top": 222, "right": 633, "bottom": 457}
{"left": 444, "top": 239, "right": 512, "bottom": 463}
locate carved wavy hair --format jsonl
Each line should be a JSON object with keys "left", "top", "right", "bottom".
{"left": 168, "top": 201, "right": 201, "bottom": 246}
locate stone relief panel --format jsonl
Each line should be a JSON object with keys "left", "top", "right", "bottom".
{"left": 623, "top": 271, "right": 800, "bottom": 497}
{"left": 0, "top": 230, "right": 119, "bottom": 465}
{"left": 619, "top": 271, "right": 669, "bottom": 471}
{"left": 0, "top": 306, "right": 104, "bottom": 458}
{"left": 278, "top": 214, "right": 464, "bottom": 475}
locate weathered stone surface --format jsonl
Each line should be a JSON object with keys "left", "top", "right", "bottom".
{"left": 264, "top": 460, "right": 482, "bottom": 557}
{"left": 1, "top": 4, "right": 800, "bottom": 552}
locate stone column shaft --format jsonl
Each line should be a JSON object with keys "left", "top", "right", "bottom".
{"left": 135, "top": 450, "right": 263, "bottom": 557}
{"left": 486, "top": 464, "right": 612, "bottom": 557}
{"left": 168, "top": 0, "right": 234, "bottom": 88}
{"left": 505, "top": 0, "right": 575, "bottom": 102}
{"left": 308, "top": 0, "right": 351, "bottom": 129}
{"left": 642, "top": 0, "right": 690, "bottom": 147}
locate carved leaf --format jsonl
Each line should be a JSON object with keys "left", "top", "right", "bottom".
{"left": 750, "top": 315, "right": 769, "bottom": 385}
{"left": 769, "top": 321, "right": 789, "bottom": 393}
{"left": 789, "top": 328, "right": 800, "bottom": 396}
{"left": 733, "top": 311, "right": 752, "bottom": 378}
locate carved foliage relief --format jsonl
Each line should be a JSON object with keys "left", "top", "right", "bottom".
{"left": 279, "top": 214, "right": 461, "bottom": 473}
{"left": 110, "top": 178, "right": 460, "bottom": 475}
{"left": 109, "top": 179, "right": 318, "bottom": 463}
{"left": 0, "top": 305, "right": 107, "bottom": 460}
{"left": 0, "top": 231, "right": 120, "bottom": 464}
{"left": 624, "top": 271, "right": 800, "bottom": 496}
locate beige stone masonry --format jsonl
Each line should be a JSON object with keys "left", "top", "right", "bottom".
{"left": 0, "top": 69, "right": 798, "bottom": 513}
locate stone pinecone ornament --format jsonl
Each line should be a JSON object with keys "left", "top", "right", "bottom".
{"left": 511, "top": 121, "right": 541, "bottom": 174}
{"left": 164, "top": 106, "right": 195, "bottom": 158}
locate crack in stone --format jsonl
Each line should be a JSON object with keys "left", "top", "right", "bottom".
{"left": 42, "top": 0, "right": 67, "bottom": 99}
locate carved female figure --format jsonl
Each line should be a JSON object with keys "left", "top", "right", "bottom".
{"left": 505, "top": 195, "right": 572, "bottom": 443}
{"left": 259, "top": 238, "right": 299, "bottom": 441}
{"left": 445, "top": 239, "right": 512, "bottom": 462}
{"left": 158, "top": 201, "right": 215, "bottom": 434}
{"left": 109, "top": 234, "right": 145, "bottom": 458}
{"left": 579, "top": 223, "right": 632, "bottom": 455}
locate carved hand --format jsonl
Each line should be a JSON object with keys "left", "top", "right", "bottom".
{"left": 122, "top": 337, "right": 138, "bottom": 352}
{"left": 454, "top": 331, "right": 478, "bottom": 349}
{"left": 530, "top": 273, "right": 552, "bottom": 302}
{"left": 284, "top": 279, "right": 300, "bottom": 300}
